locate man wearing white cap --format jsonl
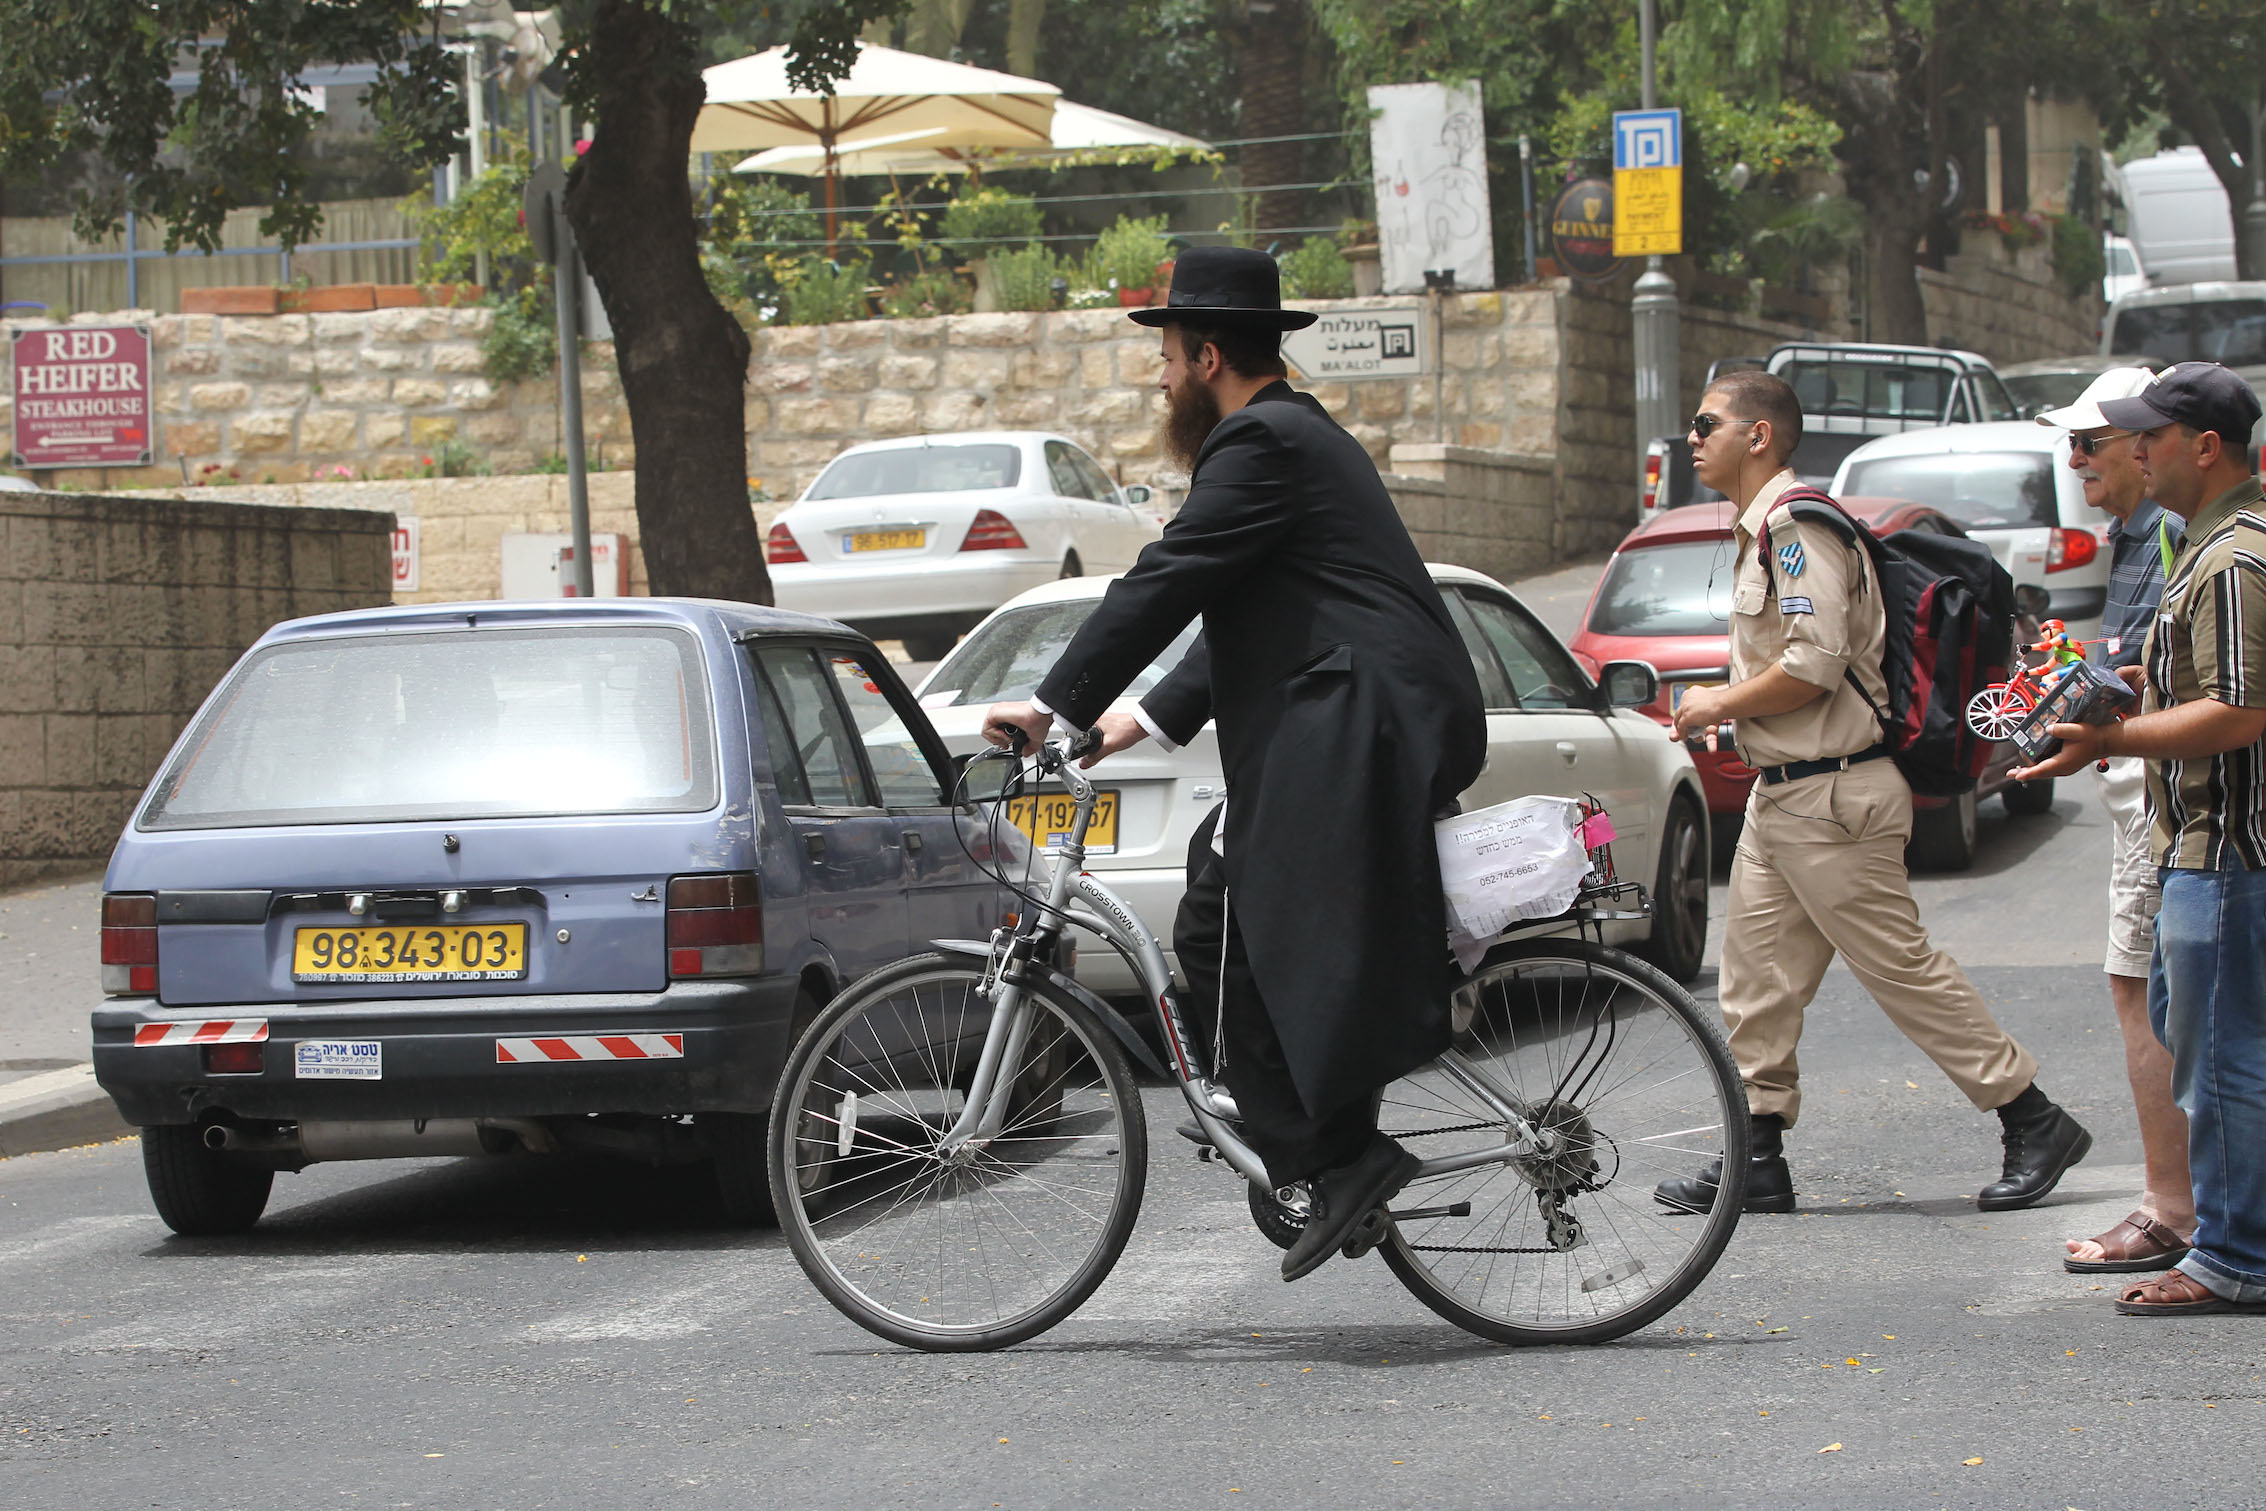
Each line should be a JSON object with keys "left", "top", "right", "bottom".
{"left": 2037, "top": 367, "right": 2192, "bottom": 1276}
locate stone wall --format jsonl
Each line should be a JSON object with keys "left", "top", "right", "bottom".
{"left": 0, "top": 308, "right": 633, "bottom": 493}
{"left": 1919, "top": 244, "right": 2101, "bottom": 366}
{"left": 1384, "top": 445, "right": 1555, "bottom": 585}
{"left": 0, "top": 491, "right": 396, "bottom": 886}
{"left": 740, "top": 295, "right": 1563, "bottom": 503}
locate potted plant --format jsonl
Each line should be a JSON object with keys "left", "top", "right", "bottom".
{"left": 1089, "top": 214, "right": 1172, "bottom": 306}
{"left": 941, "top": 188, "right": 1043, "bottom": 312}
{"left": 1338, "top": 218, "right": 1382, "bottom": 297}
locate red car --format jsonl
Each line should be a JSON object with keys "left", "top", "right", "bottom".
{"left": 1568, "top": 497, "right": 2053, "bottom": 871}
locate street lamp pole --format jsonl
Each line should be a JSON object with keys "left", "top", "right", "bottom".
{"left": 1630, "top": 0, "right": 1681, "bottom": 508}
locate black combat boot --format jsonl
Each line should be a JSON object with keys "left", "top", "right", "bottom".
{"left": 1654, "top": 1113, "right": 1796, "bottom": 1214}
{"left": 1977, "top": 1083, "right": 2092, "bottom": 1211}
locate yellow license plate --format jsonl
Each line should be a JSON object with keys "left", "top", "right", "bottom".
{"left": 847, "top": 528, "right": 926, "bottom": 552}
{"left": 1671, "top": 681, "right": 1722, "bottom": 710}
{"left": 292, "top": 924, "right": 528, "bottom": 983}
{"left": 1005, "top": 791, "right": 1118, "bottom": 854}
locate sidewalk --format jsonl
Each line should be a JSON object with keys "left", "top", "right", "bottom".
{"left": 0, "top": 876, "right": 130, "bottom": 1155}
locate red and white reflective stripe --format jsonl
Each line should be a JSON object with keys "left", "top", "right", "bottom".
{"left": 495, "top": 1033, "right": 684, "bottom": 1064}
{"left": 132, "top": 1019, "right": 270, "bottom": 1047}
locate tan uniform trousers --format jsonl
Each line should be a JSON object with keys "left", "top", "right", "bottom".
{"left": 1720, "top": 757, "right": 2038, "bottom": 1127}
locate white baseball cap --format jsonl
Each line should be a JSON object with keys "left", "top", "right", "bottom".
{"left": 2035, "top": 365, "right": 2161, "bottom": 429}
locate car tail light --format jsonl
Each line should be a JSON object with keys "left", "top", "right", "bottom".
{"left": 2046, "top": 526, "right": 2099, "bottom": 573}
{"left": 667, "top": 873, "right": 763, "bottom": 977}
{"left": 1642, "top": 442, "right": 1664, "bottom": 515}
{"left": 205, "top": 1042, "right": 265, "bottom": 1075}
{"left": 765, "top": 522, "right": 808, "bottom": 565}
{"left": 959, "top": 509, "right": 1028, "bottom": 552}
{"left": 100, "top": 893, "right": 158, "bottom": 996}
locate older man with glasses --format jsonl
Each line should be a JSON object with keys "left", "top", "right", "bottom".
{"left": 2034, "top": 369, "right": 2194, "bottom": 1278}
{"left": 2017, "top": 360, "right": 2266, "bottom": 1316}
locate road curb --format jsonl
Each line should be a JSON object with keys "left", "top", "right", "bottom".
{"left": 0, "top": 1065, "right": 132, "bottom": 1158}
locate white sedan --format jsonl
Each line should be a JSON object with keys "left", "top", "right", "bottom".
{"left": 765, "top": 431, "right": 1167, "bottom": 661}
{"left": 915, "top": 567, "right": 1713, "bottom": 992}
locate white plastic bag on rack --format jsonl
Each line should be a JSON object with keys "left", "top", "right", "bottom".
{"left": 1435, "top": 795, "right": 1591, "bottom": 972}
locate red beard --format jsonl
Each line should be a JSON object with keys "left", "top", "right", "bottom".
{"left": 1162, "top": 374, "right": 1223, "bottom": 473}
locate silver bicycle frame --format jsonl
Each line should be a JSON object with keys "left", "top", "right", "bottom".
{"left": 941, "top": 737, "right": 1550, "bottom": 1188}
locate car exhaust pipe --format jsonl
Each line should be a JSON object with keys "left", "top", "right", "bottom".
{"left": 203, "top": 1118, "right": 559, "bottom": 1162}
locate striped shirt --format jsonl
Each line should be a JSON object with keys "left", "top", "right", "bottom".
{"left": 2100, "top": 501, "right": 2181, "bottom": 670}
{"left": 2144, "top": 477, "right": 2266, "bottom": 869}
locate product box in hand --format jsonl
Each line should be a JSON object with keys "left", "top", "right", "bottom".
{"left": 2011, "top": 659, "right": 2136, "bottom": 762}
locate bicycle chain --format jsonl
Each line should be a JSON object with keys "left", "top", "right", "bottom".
{"left": 1404, "top": 1242, "right": 1568, "bottom": 1254}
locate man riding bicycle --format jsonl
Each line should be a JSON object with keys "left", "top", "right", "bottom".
{"left": 981, "top": 246, "right": 1486, "bottom": 1281}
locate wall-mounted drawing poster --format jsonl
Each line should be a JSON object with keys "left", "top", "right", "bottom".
{"left": 1367, "top": 81, "right": 1494, "bottom": 295}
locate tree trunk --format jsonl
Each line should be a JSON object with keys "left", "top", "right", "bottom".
{"left": 1239, "top": 0, "right": 1309, "bottom": 239}
{"left": 1833, "top": 62, "right": 1935, "bottom": 344}
{"left": 564, "top": 0, "right": 769, "bottom": 604}
{"left": 1006, "top": 0, "right": 1046, "bottom": 79}
{"left": 2147, "top": 46, "right": 2262, "bottom": 277}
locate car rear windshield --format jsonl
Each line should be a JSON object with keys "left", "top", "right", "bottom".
{"left": 923, "top": 602, "right": 1203, "bottom": 706}
{"left": 805, "top": 443, "right": 1022, "bottom": 500}
{"left": 2109, "top": 300, "right": 2266, "bottom": 364}
{"left": 1839, "top": 451, "right": 2060, "bottom": 531}
{"left": 141, "top": 627, "right": 717, "bottom": 830}
{"left": 1780, "top": 360, "right": 1954, "bottom": 424}
{"left": 1588, "top": 540, "right": 1740, "bottom": 637}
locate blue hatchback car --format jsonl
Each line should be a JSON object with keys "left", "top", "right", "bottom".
{"left": 91, "top": 598, "right": 1014, "bottom": 1234}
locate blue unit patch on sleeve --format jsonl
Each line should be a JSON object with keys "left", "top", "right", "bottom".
{"left": 1776, "top": 540, "right": 1806, "bottom": 579}
{"left": 1780, "top": 595, "right": 1815, "bottom": 615}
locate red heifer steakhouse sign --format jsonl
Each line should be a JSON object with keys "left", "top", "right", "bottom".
{"left": 11, "top": 324, "right": 155, "bottom": 468}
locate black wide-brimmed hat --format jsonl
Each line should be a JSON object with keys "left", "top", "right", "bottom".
{"left": 1128, "top": 245, "right": 1317, "bottom": 331}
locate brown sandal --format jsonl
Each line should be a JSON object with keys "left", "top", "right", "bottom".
{"left": 2065, "top": 1211, "right": 2191, "bottom": 1274}
{"left": 2115, "top": 1269, "right": 2266, "bottom": 1316}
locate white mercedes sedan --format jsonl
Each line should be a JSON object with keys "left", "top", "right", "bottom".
{"left": 765, "top": 431, "right": 1168, "bottom": 661}
{"left": 914, "top": 568, "right": 1712, "bottom": 993}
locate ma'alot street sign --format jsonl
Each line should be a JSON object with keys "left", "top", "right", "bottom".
{"left": 11, "top": 324, "right": 155, "bottom": 468}
{"left": 1281, "top": 304, "right": 1430, "bottom": 382}
{"left": 1612, "top": 108, "right": 1683, "bottom": 257}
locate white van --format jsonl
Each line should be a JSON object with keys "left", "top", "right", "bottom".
{"left": 1830, "top": 422, "right": 2110, "bottom": 634}
{"left": 2118, "top": 148, "right": 2237, "bottom": 285}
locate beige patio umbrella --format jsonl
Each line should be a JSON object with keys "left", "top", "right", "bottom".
{"left": 731, "top": 100, "right": 1211, "bottom": 181}
{"left": 693, "top": 42, "right": 1059, "bottom": 247}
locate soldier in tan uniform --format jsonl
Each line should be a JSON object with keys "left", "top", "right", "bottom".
{"left": 1655, "top": 370, "right": 2092, "bottom": 1215}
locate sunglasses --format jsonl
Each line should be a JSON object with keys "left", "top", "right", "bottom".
{"left": 2070, "top": 430, "right": 2135, "bottom": 456}
{"left": 1688, "top": 414, "right": 1759, "bottom": 440}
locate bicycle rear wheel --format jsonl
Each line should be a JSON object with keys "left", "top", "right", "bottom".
{"left": 1378, "top": 939, "right": 1748, "bottom": 1345}
{"left": 766, "top": 954, "right": 1148, "bottom": 1352}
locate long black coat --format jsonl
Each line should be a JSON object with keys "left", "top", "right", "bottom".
{"left": 1038, "top": 380, "right": 1485, "bottom": 1116}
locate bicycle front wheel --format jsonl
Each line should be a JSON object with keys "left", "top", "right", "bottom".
{"left": 1378, "top": 939, "right": 1749, "bottom": 1345}
{"left": 766, "top": 954, "right": 1148, "bottom": 1352}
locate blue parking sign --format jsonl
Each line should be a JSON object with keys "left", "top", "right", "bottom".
{"left": 1612, "top": 109, "right": 1682, "bottom": 171}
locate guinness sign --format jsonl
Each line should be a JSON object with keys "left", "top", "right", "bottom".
{"left": 1550, "top": 177, "right": 1620, "bottom": 279}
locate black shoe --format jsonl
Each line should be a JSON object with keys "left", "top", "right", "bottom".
{"left": 1280, "top": 1134, "right": 1421, "bottom": 1282}
{"left": 1978, "top": 1090, "right": 2092, "bottom": 1211}
{"left": 1655, "top": 1153, "right": 1796, "bottom": 1214}
{"left": 1176, "top": 1118, "right": 1213, "bottom": 1147}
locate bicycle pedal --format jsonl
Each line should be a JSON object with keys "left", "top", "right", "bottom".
{"left": 1386, "top": 1201, "right": 1472, "bottom": 1221}
{"left": 1339, "top": 1208, "right": 1391, "bottom": 1260}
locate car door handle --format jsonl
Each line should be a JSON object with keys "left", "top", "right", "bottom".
{"left": 901, "top": 830, "right": 923, "bottom": 853}
{"left": 803, "top": 833, "right": 826, "bottom": 861}
{"left": 1555, "top": 741, "right": 1579, "bottom": 764}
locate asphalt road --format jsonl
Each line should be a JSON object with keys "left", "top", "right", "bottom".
{"left": 4, "top": 766, "right": 2259, "bottom": 1508}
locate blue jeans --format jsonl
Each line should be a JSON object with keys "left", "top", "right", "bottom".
{"left": 2150, "top": 865, "right": 2266, "bottom": 1301}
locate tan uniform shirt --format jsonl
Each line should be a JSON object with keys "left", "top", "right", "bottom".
{"left": 1729, "top": 469, "right": 1890, "bottom": 768}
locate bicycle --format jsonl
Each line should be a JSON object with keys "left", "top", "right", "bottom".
{"left": 765, "top": 731, "right": 1751, "bottom": 1352}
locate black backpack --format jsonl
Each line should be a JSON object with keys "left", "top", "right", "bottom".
{"left": 1761, "top": 487, "right": 2017, "bottom": 797}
